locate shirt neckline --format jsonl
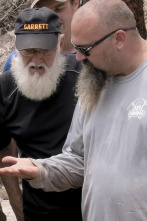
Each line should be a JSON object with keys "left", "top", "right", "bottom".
{"left": 113, "top": 58, "right": 147, "bottom": 84}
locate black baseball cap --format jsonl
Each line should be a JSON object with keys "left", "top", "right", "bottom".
{"left": 31, "top": 0, "right": 67, "bottom": 9}
{"left": 15, "top": 7, "right": 61, "bottom": 51}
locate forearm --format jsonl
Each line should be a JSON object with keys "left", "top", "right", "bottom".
{"left": 28, "top": 104, "right": 85, "bottom": 192}
{"left": 29, "top": 153, "right": 84, "bottom": 192}
{"left": 0, "top": 139, "right": 18, "bottom": 168}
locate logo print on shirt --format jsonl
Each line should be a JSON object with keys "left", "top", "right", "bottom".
{"left": 127, "top": 98, "right": 147, "bottom": 120}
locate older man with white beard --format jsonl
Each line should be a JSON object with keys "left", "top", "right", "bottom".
{"left": 0, "top": 7, "right": 82, "bottom": 221}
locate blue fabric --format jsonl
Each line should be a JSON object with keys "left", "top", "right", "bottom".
{"left": 3, "top": 50, "right": 17, "bottom": 73}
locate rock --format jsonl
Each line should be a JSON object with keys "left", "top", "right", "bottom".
{"left": 1, "top": 200, "right": 17, "bottom": 221}
{"left": 0, "top": 31, "right": 15, "bottom": 75}
{"left": 0, "top": 0, "right": 32, "bottom": 75}
{"left": 0, "top": 187, "right": 9, "bottom": 200}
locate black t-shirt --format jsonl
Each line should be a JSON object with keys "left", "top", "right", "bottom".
{"left": 0, "top": 54, "right": 82, "bottom": 221}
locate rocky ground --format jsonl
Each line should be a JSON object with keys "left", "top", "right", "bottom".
{"left": 0, "top": 181, "right": 17, "bottom": 221}
{"left": 0, "top": 0, "right": 32, "bottom": 74}
{"left": 2, "top": 200, "right": 17, "bottom": 221}
{"left": 0, "top": 31, "right": 15, "bottom": 74}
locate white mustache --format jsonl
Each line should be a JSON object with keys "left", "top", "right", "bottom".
{"left": 28, "top": 62, "right": 47, "bottom": 70}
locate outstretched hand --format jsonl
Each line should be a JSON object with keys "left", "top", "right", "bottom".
{"left": 0, "top": 156, "right": 40, "bottom": 179}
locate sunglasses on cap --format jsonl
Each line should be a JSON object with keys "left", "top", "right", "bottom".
{"left": 71, "top": 27, "right": 136, "bottom": 56}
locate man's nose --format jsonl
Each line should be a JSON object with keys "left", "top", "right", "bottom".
{"left": 31, "top": 51, "right": 44, "bottom": 63}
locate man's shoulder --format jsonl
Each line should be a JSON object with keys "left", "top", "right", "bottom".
{"left": 65, "top": 53, "right": 81, "bottom": 74}
{"left": 0, "top": 70, "right": 14, "bottom": 82}
{"left": 0, "top": 70, "right": 16, "bottom": 93}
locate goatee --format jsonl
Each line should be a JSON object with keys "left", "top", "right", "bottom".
{"left": 76, "top": 60, "right": 107, "bottom": 113}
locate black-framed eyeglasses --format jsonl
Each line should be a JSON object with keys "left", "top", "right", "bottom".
{"left": 71, "top": 27, "right": 136, "bottom": 56}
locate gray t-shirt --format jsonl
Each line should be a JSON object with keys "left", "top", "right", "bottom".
{"left": 30, "top": 58, "right": 147, "bottom": 221}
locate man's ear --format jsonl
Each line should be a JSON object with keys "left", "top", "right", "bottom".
{"left": 60, "top": 34, "right": 65, "bottom": 52}
{"left": 73, "top": 0, "right": 80, "bottom": 10}
{"left": 114, "top": 30, "right": 126, "bottom": 49}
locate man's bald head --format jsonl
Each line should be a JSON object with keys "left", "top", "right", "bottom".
{"left": 72, "top": 0, "right": 136, "bottom": 34}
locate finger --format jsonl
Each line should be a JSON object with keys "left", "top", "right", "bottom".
{"left": 18, "top": 166, "right": 40, "bottom": 179}
{"left": 0, "top": 165, "right": 29, "bottom": 179}
{"left": 0, "top": 166, "right": 19, "bottom": 176}
{"left": 2, "top": 156, "right": 18, "bottom": 164}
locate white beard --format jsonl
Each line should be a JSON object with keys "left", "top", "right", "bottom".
{"left": 11, "top": 50, "right": 66, "bottom": 101}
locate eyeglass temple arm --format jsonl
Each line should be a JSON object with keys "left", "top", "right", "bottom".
{"left": 86, "top": 27, "right": 136, "bottom": 52}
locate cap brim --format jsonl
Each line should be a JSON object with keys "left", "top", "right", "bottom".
{"left": 31, "top": 0, "right": 67, "bottom": 8}
{"left": 16, "top": 34, "right": 58, "bottom": 50}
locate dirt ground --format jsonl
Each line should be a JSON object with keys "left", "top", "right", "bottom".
{"left": 2, "top": 200, "right": 17, "bottom": 221}
{"left": 0, "top": 185, "right": 17, "bottom": 221}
